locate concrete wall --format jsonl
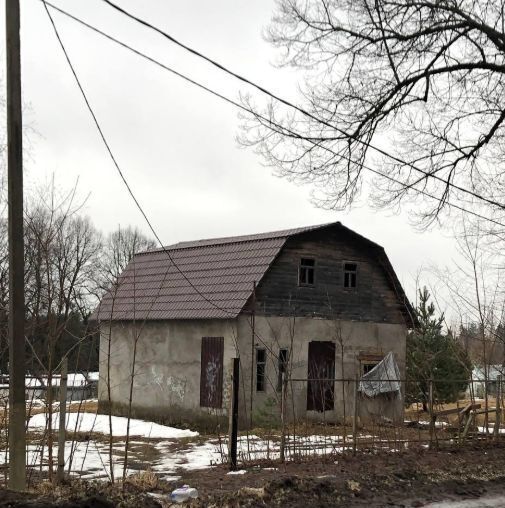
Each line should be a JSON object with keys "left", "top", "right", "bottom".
{"left": 99, "top": 315, "right": 406, "bottom": 427}
{"left": 98, "top": 319, "right": 237, "bottom": 428}
{"left": 236, "top": 315, "right": 406, "bottom": 425}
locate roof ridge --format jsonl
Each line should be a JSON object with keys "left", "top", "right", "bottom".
{"left": 138, "top": 221, "right": 340, "bottom": 255}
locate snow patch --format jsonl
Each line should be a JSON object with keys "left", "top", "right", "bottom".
{"left": 28, "top": 412, "right": 198, "bottom": 439}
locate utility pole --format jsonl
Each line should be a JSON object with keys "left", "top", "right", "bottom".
{"left": 6, "top": 0, "right": 26, "bottom": 491}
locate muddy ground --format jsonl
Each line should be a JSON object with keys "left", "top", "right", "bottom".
{"left": 180, "top": 441, "right": 505, "bottom": 507}
{"left": 2, "top": 441, "right": 505, "bottom": 507}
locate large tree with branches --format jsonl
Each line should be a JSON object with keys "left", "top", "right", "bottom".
{"left": 243, "top": 0, "right": 505, "bottom": 225}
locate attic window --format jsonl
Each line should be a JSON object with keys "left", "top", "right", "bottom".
{"left": 343, "top": 262, "right": 357, "bottom": 288}
{"left": 299, "top": 258, "right": 315, "bottom": 286}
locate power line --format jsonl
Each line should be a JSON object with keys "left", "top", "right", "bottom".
{"left": 41, "top": 0, "right": 505, "bottom": 357}
{"left": 101, "top": 0, "right": 505, "bottom": 215}
{"left": 40, "top": 1, "right": 505, "bottom": 229}
{"left": 41, "top": 0, "right": 237, "bottom": 317}
{"left": 42, "top": 0, "right": 299, "bottom": 361}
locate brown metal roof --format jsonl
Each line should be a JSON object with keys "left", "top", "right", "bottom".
{"left": 95, "top": 223, "right": 330, "bottom": 321}
{"left": 94, "top": 221, "right": 413, "bottom": 325}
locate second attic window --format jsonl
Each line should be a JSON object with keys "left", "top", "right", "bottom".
{"left": 299, "top": 258, "right": 315, "bottom": 286}
{"left": 344, "top": 262, "right": 357, "bottom": 288}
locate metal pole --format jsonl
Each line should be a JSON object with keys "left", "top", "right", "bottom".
{"left": 494, "top": 374, "right": 501, "bottom": 439}
{"left": 229, "top": 358, "right": 239, "bottom": 470}
{"left": 57, "top": 358, "right": 68, "bottom": 484}
{"left": 249, "top": 281, "right": 256, "bottom": 429}
{"left": 428, "top": 379, "right": 434, "bottom": 450}
{"left": 352, "top": 375, "right": 358, "bottom": 456}
{"left": 279, "top": 372, "right": 286, "bottom": 463}
{"left": 6, "top": 0, "right": 26, "bottom": 491}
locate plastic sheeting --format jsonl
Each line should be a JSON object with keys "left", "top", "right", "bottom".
{"left": 358, "top": 351, "right": 401, "bottom": 397}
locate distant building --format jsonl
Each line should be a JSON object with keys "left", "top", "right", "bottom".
{"left": 0, "top": 372, "right": 98, "bottom": 403}
{"left": 94, "top": 222, "right": 413, "bottom": 426}
{"left": 467, "top": 365, "right": 504, "bottom": 398}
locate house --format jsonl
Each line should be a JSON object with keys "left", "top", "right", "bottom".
{"left": 95, "top": 222, "right": 414, "bottom": 427}
{"left": 467, "top": 365, "right": 504, "bottom": 398}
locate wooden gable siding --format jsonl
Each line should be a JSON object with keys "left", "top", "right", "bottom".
{"left": 249, "top": 227, "right": 406, "bottom": 324}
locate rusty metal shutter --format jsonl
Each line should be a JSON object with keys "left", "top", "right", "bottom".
{"left": 307, "top": 341, "right": 335, "bottom": 412}
{"left": 200, "top": 336, "right": 224, "bottom": 408}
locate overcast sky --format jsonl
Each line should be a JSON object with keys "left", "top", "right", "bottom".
{"left": 1, "top": 0, "right": 460, "bottom": 303}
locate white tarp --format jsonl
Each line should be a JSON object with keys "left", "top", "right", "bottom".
{"left": 358, "top": 351, "right": 401, "bottom": 397}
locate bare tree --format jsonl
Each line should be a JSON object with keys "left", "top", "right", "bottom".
{"left": 95, "top": 225, "right": 156, "bottom": 297}
{"left": 241, "top": 0, "right": 505, "bottom": 226}
{"left": 429, "top": 222, "right": 505, "bottom": 431}
{"left": 19, "top": 184, "right": 102, "bottom": 480}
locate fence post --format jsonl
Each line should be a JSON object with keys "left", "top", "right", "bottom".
{"left": 280, "top": 372, "right": 287, "bottom": 463}
{"left": 56, "top": 357, "right": 68, "bottom": 484}
{"left": 352, "top": 374, "right": 358, "bottom": 456}
{"left": 494, "top": 374, "right": 501, "bottom": 438}
{"left": 428, "top": 378, "right": 435, "bottom": 450}
{"left": 229, "top": 358, "right": 240, "bottom": 471}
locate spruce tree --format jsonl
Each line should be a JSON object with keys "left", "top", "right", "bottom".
{"left": 407, "top": 288, "right": 471, "bottom": 410}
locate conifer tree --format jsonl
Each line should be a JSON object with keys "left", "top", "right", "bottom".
{"left": 407, "top": 288, "right": 471, "bottom": 410}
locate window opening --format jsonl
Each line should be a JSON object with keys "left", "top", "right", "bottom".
{"left": 343, "top": 262, "right": 357, "bottom": 288}
{"left": 277, "top": 348, "right": 289, "bottom": 391}
{"left": 256, "top": 348, "right": 266, "bottom": 392}
{"left": 299, "top": 258, "right": 315, "bottom": 286}
{"left": 361, "top": 361, "right": 379, "bottom": 376}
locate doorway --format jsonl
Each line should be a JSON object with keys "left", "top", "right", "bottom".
{"left": 307, "top": 341, "right": 335, "bottom": 411}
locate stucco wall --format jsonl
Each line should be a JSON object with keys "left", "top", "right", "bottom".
{"left": 99, "top": 315, "right": 406, "bottom": 427}
{"left": 236, "top": 315, "right": 406, "bottom": 425}
{"left": 98, "top": 319, "right": 237, "bottom": 427}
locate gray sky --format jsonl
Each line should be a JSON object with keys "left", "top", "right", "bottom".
{"left": 2, "top": 0, "right": 459, "bottom": 302}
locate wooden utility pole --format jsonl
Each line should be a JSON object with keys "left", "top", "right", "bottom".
{"left": 6, "top": 0, "right": 26, "bottom": 491}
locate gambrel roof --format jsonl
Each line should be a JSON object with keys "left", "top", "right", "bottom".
{"left": 94, "top": 222, "right": 413, "bottom": 324}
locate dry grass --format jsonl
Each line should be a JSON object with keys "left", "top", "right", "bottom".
{"left": 405, "top": 397, "right": 501, "bottom": 426}
{"left": 27, "top": 400, "right": 99, "bottom": 417}
{"left": 67, "top": 400, "right": 99, "bottom": 414}
{"left": 125, "top": 469, "right": 159, "bottom": 490}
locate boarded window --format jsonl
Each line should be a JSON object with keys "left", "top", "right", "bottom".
{"left": 277, "top": 348, "right": 289, "bottom": 391}
{"left": 299, "top": 258, "right": 315, "bottom": 286}
{"left": 256, "top": 348, "right": 266, "bottom": 392}
{"left": 307, "top": 341, "right": 335, "bottom": 412}
{"left": 200, "top": 336, "right": 224, "bottom": 408}
{"left": 343, "top": 262, "right": 357, "bottom": 288}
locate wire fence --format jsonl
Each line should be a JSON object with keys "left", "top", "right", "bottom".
{"left": 0, "top": 374, "right": 502, "bottom": 486}
{"left": 232, "top": 375, "right": 504, "bottom": 465}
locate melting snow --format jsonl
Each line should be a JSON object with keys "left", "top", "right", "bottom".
{"left": 478, "top": 425, "right": 505, "bottom": 434}
{"left": 28, "top": 412, "right": 198, "bottom": 439}
{"left": 18, "top": 410, "right": 377, "bottom": 480}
